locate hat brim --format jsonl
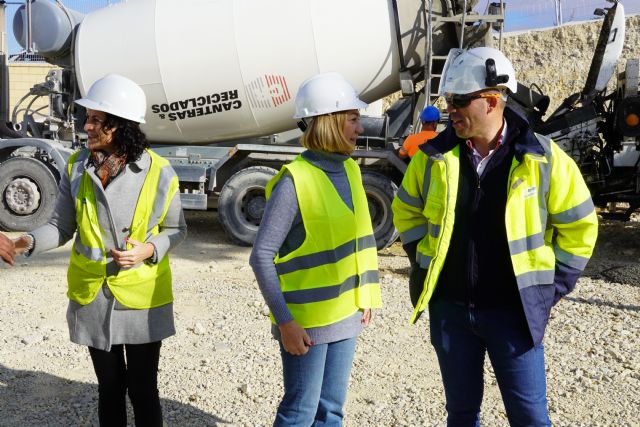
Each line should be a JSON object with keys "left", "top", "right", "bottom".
{"left": 75, "top": 98, "right": 146, "bottom": 124}
{"left": 292, "top": 99, "right": 368, "bottom": 119}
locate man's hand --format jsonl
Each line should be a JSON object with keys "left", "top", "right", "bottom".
{"left": 110, "top": 238, "right": 154, "bottom": 268}
{"left": 278, "top": 320, "right": 313, "bottom": 356}
{"left": 0, "top": 233, "right": 16, "bottom": 266}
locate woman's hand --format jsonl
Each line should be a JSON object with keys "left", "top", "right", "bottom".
{"left": 278, "top": 320, "right": 313, "bottom": 356}
{"left": 361, "top": 309, "right": 372, "bottom": 326}
{"left": 111, "top": 238, "right": 155, "bottom": 268}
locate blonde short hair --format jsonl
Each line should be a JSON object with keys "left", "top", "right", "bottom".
{"left": 300, "top": 111, "right": 353, "bottom": 155}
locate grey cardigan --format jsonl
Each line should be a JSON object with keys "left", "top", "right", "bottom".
{"left": 29, "top": 149, "right": 187, "bottom": 351}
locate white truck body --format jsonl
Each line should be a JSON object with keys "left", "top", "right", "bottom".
{"left": 2, "top": 0, "right": 463, "bottom": 247}
{"left": 74, "top": 0, "right": 409, "bottom": 144}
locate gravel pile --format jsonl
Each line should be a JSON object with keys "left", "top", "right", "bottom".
{"left": 0, "top": 211, "right": 638, "bottom": 426}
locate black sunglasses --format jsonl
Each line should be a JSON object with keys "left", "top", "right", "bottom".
{"left": 445, "top": 92, "right": 503, "bottom": 109}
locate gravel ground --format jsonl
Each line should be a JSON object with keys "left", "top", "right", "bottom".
{"left": 0, "top": 210, "right": 639, "bottom": 427}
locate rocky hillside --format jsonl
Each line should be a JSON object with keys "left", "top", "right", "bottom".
{"left": 384, "top": 15, "right": 640, "bottom": 116}
{"left": 503, "top": 14, "right": 640, "bottom": 115}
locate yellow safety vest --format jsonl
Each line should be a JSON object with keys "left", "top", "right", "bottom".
{"left": 266, "top": 155, "right": 382, "bottom": 328}
{"left": 392, "top": 134, "right": 598, "bottom": 323}
{"left": 66, "top": 149, "right": 179, "bottom": 309}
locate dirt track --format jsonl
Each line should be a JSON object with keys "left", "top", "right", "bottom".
{"left": 0, "top": 210, "right": 639, "bottom": 426}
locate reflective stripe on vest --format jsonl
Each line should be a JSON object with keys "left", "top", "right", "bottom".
{"left": 66, "top": 149, "right": 179, "bottom": 308}
{"left": 266, "top": 155, "right": 382, "bottom": 328}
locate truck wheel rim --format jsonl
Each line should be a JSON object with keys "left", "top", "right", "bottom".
{"left": 367, "top": 192, "right": 387, "bottom": 234}
{"left": 241, "top": 188, "right": 266, "bottom": 226}
{"left": 5, "top": 177, "right": 41, "bottom": 215}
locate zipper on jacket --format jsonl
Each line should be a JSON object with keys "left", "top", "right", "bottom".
{"left": 467, "top": 168, "right": 481, "bottom": 309}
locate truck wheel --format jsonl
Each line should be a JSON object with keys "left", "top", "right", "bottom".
{"left": 218, "top": 166, "right": 278, "bottom": 246}
{"left": 362, "top": 171, "right": 399, "bottom": 250}
{"left": 0, "top": 157, "right": 58, "bottom": 231}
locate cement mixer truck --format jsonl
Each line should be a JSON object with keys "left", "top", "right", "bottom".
{"left": 0, "top": 0, "right": 484, "bottom": 248}
{"left": 2, "top": 0, "right": 638, "bottom": 248}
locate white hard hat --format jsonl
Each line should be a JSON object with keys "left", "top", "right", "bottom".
{"left": 293, "top": 72, "right": 367, "bottom": 119}
{"left": 75, "top": 73, "right": 147, "bottom": 123}
{"left": 438, "top": 47, "right": 518, "bottom": 96}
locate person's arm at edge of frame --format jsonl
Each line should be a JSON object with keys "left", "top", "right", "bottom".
{"left": 0, "top": 232, "right": 16, "bottom": 265}
{"left": 249, "top": 174, "right": 313, "bottom": 356}
{"left": 548, "top": 142, "right": 599, "bottom": 304}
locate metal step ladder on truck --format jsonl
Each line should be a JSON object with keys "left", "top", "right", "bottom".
{"left": 0, "top": 0, "right": 490, "bottom": 250}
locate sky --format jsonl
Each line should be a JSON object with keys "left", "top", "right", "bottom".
{"left": 486, "top": 0, "right": 640, "bottom": 32}
{"left": 3, "top": 0, "right": 640, "bottom": 54}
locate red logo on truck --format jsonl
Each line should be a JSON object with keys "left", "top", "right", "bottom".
{"left": 246, "top": 75, "right": 291, "bottom": 108}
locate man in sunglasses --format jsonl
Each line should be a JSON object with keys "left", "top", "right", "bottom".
{"left": 392, "top": 47, "right": 598, "bottom": 426}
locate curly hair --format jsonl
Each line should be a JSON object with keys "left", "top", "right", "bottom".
{"left": 101, "top": 113, "right": 149, "bottom": 162}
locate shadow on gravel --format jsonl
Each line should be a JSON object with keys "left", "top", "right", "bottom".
{"left": 0, "top": 364, "right": 229, "bottom": 427}
{"left": 599, "top": 264, "right": 640, "bottom": 288}
{"left": 386, "top": 265, "right": 410, "bottom": 276}
{"left": 564, "top": 296, "right": 639, "bottom": 313}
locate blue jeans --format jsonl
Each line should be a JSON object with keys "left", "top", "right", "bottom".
{"left": 429, "top": 299, "right": 551, "bottom": 427}
{"left": 274, "top": 337, "right": 357, "bottom": 427}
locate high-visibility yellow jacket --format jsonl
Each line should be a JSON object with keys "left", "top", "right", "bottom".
{"left": 392, "top": 110, "right": 598, "bottom": 344}
{"left": 266, "top": 155, "right": 382, "bottom": 328}
{"left": 66, "top": 149, "right": 179, "bottom": 309}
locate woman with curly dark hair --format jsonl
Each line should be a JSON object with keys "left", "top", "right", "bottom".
{"left": 12, "top": 73, "right": 186, "bottom": 427}
{"left": 99, "top": 112, "right": 150, "bottom": 160}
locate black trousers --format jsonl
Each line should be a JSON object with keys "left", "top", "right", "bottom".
{"left": 88, "top": 341, "right": 163, "bottom": 427}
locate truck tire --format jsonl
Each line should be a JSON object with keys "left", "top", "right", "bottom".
{"left": 218, "top": 166, "right": 278, "bottom": 246}
{"left": 0, "top": 157, "right": 58, "bottom": 231}
{"left": 362, "top": 171, "right": 399, "bottom": 250}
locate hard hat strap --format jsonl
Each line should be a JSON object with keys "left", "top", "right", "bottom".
{"left": 297, "top": 119, "right": 308, "bottom": 132}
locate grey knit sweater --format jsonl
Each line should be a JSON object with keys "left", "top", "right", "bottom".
{"left": 249, "top": 150, "right": 364, "bottom": 345}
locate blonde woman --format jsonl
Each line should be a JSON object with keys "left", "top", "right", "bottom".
{"left": 250, "top": 72, "right": 382, "bottom": 426}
